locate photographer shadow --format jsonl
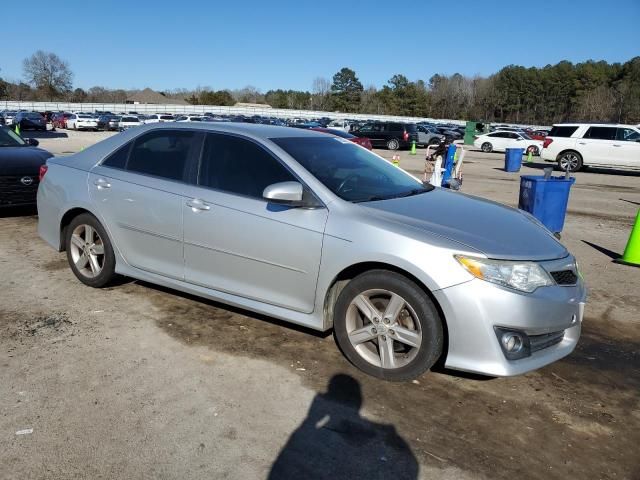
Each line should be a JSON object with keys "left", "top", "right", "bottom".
{"left": 268, "top": 374, "right": 418, "bottom": 480}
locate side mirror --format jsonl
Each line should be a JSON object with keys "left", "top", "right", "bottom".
{"left": 26, "top": 138, "right": 39, "bottom": 146}
{"left": 263, "top": 181, "right": 304, "bottom": 205}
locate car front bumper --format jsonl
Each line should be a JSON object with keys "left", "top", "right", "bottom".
{"left": 433, "top": 273, "right": 586, "bottom": 377}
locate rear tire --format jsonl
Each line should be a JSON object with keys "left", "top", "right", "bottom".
{"left": 65, "top": 213, "right": 117, "bottom": 288}
{"left": 386, "top": 138, "right": 400, "bottom": 150}
{"left": 333, "top": 270, "right": 443, "bottom": 382}
{"left": 481, "top": 142, "right": 493, "bottom": 153}
{"left": 558, "top": 151, "right": 583, "bottom": 172}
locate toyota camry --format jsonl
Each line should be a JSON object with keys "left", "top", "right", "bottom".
{"left": 37, "top": 123, "right": 586, "bottom": 381}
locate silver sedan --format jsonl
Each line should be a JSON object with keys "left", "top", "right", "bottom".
{"left": 37, "top": 123, "right": 586, "bottom": 381}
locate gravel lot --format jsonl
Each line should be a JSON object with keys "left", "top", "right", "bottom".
{"left": 1, "top": 130, "right": 639, "bottom": 479}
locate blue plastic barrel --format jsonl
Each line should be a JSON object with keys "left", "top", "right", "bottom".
{"left": 504, "top": 148, "right": 524, "bottom": 172}
{"left": 518, "top": 175, "right": 575, "bottom": 233}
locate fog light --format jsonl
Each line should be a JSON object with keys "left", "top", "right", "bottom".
{"left": 494, "top": 327, "right": 531, "bottom": 360}
{"left": 501, "top": 333, "right": 523, "bottom": 353}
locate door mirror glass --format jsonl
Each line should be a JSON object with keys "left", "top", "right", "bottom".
{"left": 263, "top": 181, "right": 303, "bottom": 204}
{"left": 26, "top": 138, "right": 39, "bottom": 146}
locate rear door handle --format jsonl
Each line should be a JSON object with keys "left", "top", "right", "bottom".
{"left": 186, "top": 198, "right": 210, "bottom": 211}
{"left": 93, "top": 178, "right": 111, "bottom": 189}
{"left": 613, "top": 144, "right": 622, "bottom": 147}
{"left": 578, "top": 142, "right": 586, "bottom": 145}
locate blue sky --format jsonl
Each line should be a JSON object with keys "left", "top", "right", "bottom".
{"left": 2, "top": 0, "right": 638, "bottom": 92}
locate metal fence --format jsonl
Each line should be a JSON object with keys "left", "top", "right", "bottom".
{"left": 0, "top": 100, "right": 466, "bottom": 126}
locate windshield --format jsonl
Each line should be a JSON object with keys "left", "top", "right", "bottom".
{"left": 271, "top": 137, "right": 431, "bottom": 203}
{"left": 0, "top": 127, "right": 26, "bottom": 147}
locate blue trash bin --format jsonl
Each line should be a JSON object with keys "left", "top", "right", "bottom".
{"left": 505, "top": 148, "right": 524, "bottom": 172}
{"left": 518, "top": 175, "right": 575, "bottom": 233}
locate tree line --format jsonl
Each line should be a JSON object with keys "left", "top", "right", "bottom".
{"left": 2, "top": 51, "right": 639, "bottom": 125}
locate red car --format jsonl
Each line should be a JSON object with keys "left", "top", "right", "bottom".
{"left": 52, "top": 112, "right": 73, "bottom": 130}
{"left": 310, "top": 127, "right": 373, "bottom": 150}
{"left": 528, "top": 129, "right": 550, "bottom": 141}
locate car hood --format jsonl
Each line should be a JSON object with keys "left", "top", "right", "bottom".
{"left": 360, "top": 188, "right": 568, "bottom": 261}
{"left": 0, "top": 147, "right": 53, "bottom": 174}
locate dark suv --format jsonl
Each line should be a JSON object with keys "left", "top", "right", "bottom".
{"left": 352, "top": 122, "right": 418, "bottom": 150}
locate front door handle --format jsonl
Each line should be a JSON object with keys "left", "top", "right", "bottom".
{"left": 186, "top": 198, "right": 210, "bottom": 211}
{"left": 612, "top": 144, "right": 622, "bottom": 147}
{"left": 578, "top": 142, "right": 586, "bottom": 145}
{"left": 94, "top": 178, "right": 111, "bottom": 189}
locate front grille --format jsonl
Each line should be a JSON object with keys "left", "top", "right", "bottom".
{"left": 530, "top": 330, "right": 565, "bottom": 353}
{"left": 0, "top": 175, "right": 39, "bottom": 206}
{"left": 550, "top": 270, "right": 578, "bottom": 285}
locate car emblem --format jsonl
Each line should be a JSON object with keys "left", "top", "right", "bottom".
{"left": 20, "top": 176, "right": 34, "bottom": 186}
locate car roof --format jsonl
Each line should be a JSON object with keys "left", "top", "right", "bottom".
{"left": 135, "top": 121, "right": 326, "bottom": 139}
{"left": 552, "top": 123, "right": 638, "bottom": 128}
{"left": 48, "top": 122, "right": 334, "bottom": 172}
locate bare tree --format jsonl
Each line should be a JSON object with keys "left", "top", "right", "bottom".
{"left": 22, "top": 50, "right": 73, "bottom": 100}
{"left": 311, "top": 77, "right": 331, "bottom": 110}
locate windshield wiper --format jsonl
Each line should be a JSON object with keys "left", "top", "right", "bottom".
{"left": 354, "top": 185, "right": 433, "bottom": 203}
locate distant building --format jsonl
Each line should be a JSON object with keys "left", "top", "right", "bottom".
{"left": 125, "top": 88, "right": 189, "bottom": 105}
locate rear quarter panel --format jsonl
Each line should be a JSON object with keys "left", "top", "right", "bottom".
{"left": 37, "top": 163, "right": 92, "bottom": 250}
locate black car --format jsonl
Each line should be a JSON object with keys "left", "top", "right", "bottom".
{"left": 97, "top": 114, "right": 121, "bottom": 131}
{"left": 0, "top": 126, "right": 53, "bottom": 208}
{"left": 435, "top": 126, "right": 463, "bottom": 140}
{"left": 351, "top": 122, "right": 418, "bottom": 150}
{"left": 14, "top": 111, "right": 47, "bottom": 131}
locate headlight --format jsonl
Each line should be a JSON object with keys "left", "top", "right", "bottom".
{"left": 455, "top": 255, "right": 554, "bottom": 293}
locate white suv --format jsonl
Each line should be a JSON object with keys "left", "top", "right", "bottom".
{"left": 542, "top": 123, "right": 640, "bottom": 172}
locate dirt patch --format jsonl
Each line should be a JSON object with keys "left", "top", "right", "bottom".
{"left": 43, "top": 257, "right": 68, "bottom": 272}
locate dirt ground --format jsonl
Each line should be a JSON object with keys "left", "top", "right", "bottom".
{"left": 1, "top": 130, "right": 639, "bottom": 479}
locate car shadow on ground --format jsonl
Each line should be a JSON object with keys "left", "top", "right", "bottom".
{"left": 0, "top": 206, "right": 37, "bottom": 218}
{"left": 522, "top": 161, "right": 640, "bottom": 177}
{"left": 268, "top": 374, "right": 418, "bottom": 480}
{"left": 127, "top": 279, "right": 332, "bottom": 339}
{"left": 24, "top": 130, "right": 69, "bottom": 139}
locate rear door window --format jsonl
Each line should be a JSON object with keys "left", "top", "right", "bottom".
{"left": 584, "top": 127, "right": 617, "bottom": 141}
{"left": 548, "top": 126, "right": 579, "bottom": 137}
{"left": 102, "top": 143, "right": 132, "bottom": 169}
{"left": 125, "top": 130, "right": 199, "bottom": 181}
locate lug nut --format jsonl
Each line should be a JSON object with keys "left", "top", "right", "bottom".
{"left": 383, "top": 318, "right": 390, "bottom": 324}
{"left": 389, "top": 329, "right": 395, "bottom": 335}
{"left": 371, "top": 328, "right": 377, "bottom": 334}
{"left": 373, "top": 318, "right": 379, "bottom": 323}
{"left": 381, "top": 335, "right": 387, "bottom": 341}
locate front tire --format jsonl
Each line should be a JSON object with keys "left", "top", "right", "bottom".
{"left": 333, "top": 270, "right": 443, "bottom": 381}
{"left": 386, "top": 138, "right": 400, "bottom": 150}
{"left": 65, "top": 213, "right": 117, "bottom": 288}
{"left": 481, "top": 142, "right": 493, "bottom": 153}
{"left": 558, "top": 151, "right": 583, "bottom": 172}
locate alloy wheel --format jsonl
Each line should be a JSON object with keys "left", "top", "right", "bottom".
{"left": 559, "top": 153, "right": 580, "bottom": 171}
{"left": 345, "top": 289, "right": 422, "bottom": 369}
{"left": 69, "top": 224, "right": 105, "bottom": 278}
